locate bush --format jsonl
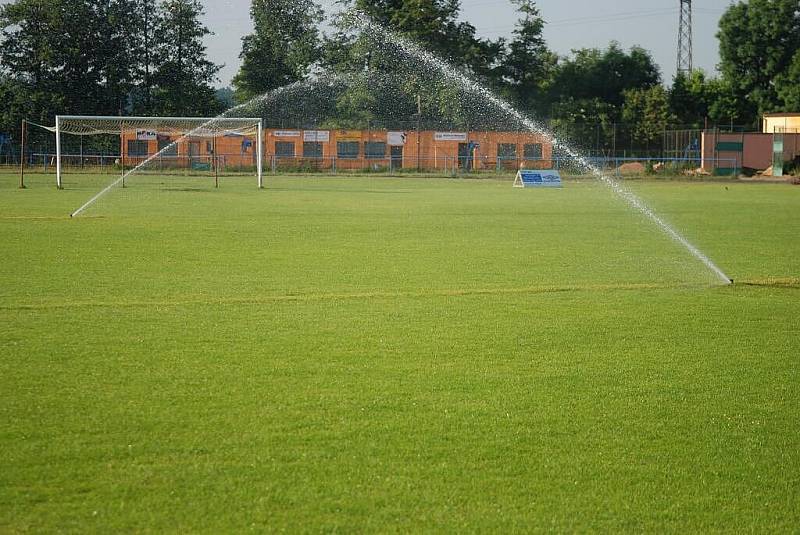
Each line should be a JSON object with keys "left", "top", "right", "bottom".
{"left": 783, "top": 157, "right": 800, "bottom": 177}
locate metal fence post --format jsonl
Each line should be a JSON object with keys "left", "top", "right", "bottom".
{"left": 19, "top": 119, "right": 26, "bottom": 189}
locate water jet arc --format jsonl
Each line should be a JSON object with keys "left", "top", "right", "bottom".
{"left": 346, "top": 12, "right": 731, "bottom": 285}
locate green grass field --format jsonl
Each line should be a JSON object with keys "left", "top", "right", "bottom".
{"left": 1, "top": 172, "right": 798, "bottom": 532}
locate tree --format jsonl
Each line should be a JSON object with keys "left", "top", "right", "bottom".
{"left": 0, "top": 0, "right": 108, "bottom": 144}
{"left": 775, "top": 49, "right": 800, "bottom": 112}
{"left": 0, "top": 0, "right": 166, "bottom": 126}
{"left": 51, "top": 1, "right": 105, "bottom": 113}
{"left": 549, "top": 97, "right": 615, "bottom": 152}
{"left": 622, "top": 85, "right": 673, "bottom": 150}
{"left": 546, "top": 43, "right": 660, "bottom": 151}
{"left": 316, "top": 0, "right": 515, "bottom": 130}
{"left": 215, "top": 87, "right": 236, "bottom": 110}
{"left": 552, "top": 43, "right": 661, "bottom": 114}
{"left": 130, "top": 0, "right": 160, "bottom": 114}
{"left": 668, "top": 70, "right": 714, "bottom": 127}
{"left": 90, "top": 0, "right": 149, "bottom": 115}
{"left": 717, "top": 0, "right": 800, "bottom": 117}
{"left": 352, "top": 0, "right": 504, "bottom": 80}
{"left": 704, "top": 77, "right": 759, "bottom": 127}
{"left": 502, "top": 0, "right": 556, "bottom": 117}
{"left": 668, "top": 70, "right": 763, "bottom": 128}
{"left": 0, "top": 0, "right": 65, "bottom": 131}
{"left": 232, "top": 0, "right": 323, "bottom": 103}
{"left": 151, "top": 0, "right": 221, "bottom": 116}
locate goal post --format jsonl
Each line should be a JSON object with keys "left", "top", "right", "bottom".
{"left": 55, "top": 116, "right": 62, "bottom": 189}
{"left": 53, "top": 115, "right": 264, "bottom": 188}
{"left": 257, "top": 125, "right": 263, "bottom": 189}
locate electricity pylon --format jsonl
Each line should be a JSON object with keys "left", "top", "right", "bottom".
{"left": 677, "top": 0, "right": 693, "bottom": 75}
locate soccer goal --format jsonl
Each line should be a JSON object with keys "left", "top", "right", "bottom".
{"left": 52, "top": 115, "right": 264, "bottom": 189}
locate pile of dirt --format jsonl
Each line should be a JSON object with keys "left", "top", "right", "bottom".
{"left": 616, "top": 162, "right": 646, "bottom": 174}
{"left": 683, "top": 167, "right": 711, "bottom": 176}
{"left": 741, "top": 165, "right": 799, "bottom": 182}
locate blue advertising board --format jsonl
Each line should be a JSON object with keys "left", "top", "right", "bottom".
{"left": 513, "top": 170, "right": 562, "bottom": 188}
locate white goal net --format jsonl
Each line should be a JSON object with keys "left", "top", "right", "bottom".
{"left": 52, "top": 115, "right": 263, "bottom": 190}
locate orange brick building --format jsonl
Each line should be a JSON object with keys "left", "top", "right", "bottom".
{"left": 266, "top": 129, "right": 553, "bottom": 170}
{"left": 121, "top": 130, "right": 260, "bottom": 170}
{"left": 122, "top": 128, "right": 553, "bottom": 171}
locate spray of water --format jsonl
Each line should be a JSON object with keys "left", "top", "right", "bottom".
{"left": 343, "top": 12, "right": 731, "bottom": 285}
{"left": 70, "top": 11, "right": 731, "bottom": 285}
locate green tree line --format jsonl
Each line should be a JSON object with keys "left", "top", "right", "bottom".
{"left": 0, "top": 0, "right": 221, "bottom": 135}
{"left": 1, "top": 0, "right": 799, "bottom": 153}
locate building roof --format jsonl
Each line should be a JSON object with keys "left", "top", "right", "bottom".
{"left": 763, "top": 112, "right": 800, "bottom": 118}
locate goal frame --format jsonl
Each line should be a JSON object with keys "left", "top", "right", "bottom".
{"left": 54, "top": 115, "right": 264, "bottom": 189}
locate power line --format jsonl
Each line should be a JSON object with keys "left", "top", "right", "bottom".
{"left": 548, "top": 9, "right": 678, "bottom": 28}
{"left": 479, "top": 9, "right": 679, "bottom": 34}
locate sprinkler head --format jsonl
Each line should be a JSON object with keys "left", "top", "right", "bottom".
{"left": 729, "top": 278, "right": 734, "bottom": 284}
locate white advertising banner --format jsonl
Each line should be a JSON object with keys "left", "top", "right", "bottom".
{"left": 387, "top": 131, "right": 407, "bottom": 146}
{"left": 136, "top": 130, "right": 157, "bottom": 141}
{"left": 434, "top": 132, "right": 467, "bottom": 142}
{"left": 273, "top": 130, "right": 301, "bottom": 137}
{"left": 303, "top": 130, "right": 330, "bottom": 142}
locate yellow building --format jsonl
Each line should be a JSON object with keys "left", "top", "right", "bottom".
{"left": 762, "top": 113, "right": 800, "bottom": 133}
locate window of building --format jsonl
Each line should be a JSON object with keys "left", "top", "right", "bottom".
{"left": 337, "top": 141, "right": 359, "bottom": 159}
{"left": 365, "top": 142, "right": 386, "bottom": 159}
{"left": 275, "top": 141, "right": 295, "bottom": 158}
{"left": 497, "top": 143, "right": 517, "bottom": 160}
{"left": 157, "top": 138, "right": 177, "bottom": 156}
{"left": 127, "top": 140, "right": 149, "bottom": 157}
{"left": 524, "top": 143, "right": 543, "bottom": 159}
{"left": 303, "top": 141, "right": 323, "bottom": 158}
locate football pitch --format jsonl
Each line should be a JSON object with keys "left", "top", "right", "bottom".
{"left": 1, "top": 172, "right": 798, "bottom": 532}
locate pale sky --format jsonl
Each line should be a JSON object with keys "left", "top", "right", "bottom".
{"left": 201, "top": 0, "right": 732, "bottom": 88}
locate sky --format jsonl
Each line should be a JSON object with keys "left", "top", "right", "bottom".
{"left": 201, "top": 0, "right": 732, "bottom": 88}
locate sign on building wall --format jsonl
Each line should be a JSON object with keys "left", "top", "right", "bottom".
{"left": 273, "top": 130, "right": 301, "bottom": 137}
{"left": 337, "top": 130, "right": 361, "bottom": 141}
{"left": 304, "top": 130, "right": 330, "bottom": 142}
{"left": 388, "top": 132, "right": 407, "bottom": 146}
{"left": 136, "top": 130, "right": 157, "bottom": 141}
{"left": 434, "top": 132, "right": 467, "bottom": 142}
